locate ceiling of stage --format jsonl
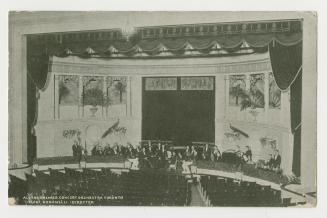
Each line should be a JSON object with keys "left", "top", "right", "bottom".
{"left": 27, "top": 19, "right": 302, "bottom": 59}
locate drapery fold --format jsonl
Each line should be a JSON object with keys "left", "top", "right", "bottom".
{"left": 269, "top": 41, "right": 302, "bottom": 91}
{"left": 29, "top": 32, "right": 302, "bottom": 58}
{"left": 26, "top": 41, "right": 51, "bottom": 162}
{"left": 269, "top": 41, "right": 302, "bottom": 177}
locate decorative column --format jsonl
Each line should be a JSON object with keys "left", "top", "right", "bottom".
{"left": 245, "top": 74, "right": 250, "bottom": 91}
{"left": 130, "top": 75, "right": 142, "bottom": 144}
{"left": 78, "top": 75, "right": 83, "bottom": 118}
{"left": 102, "top": 76, "right": 107, "bottom": 118}
{"left": 54, "top": 74, "right": 60, "bottom": 119}
{"left": 215, "top": 74, "right": 226, "bottom": 147}
{"left": 224, "top": 75, "right": 229, "bottom": 120}
{"left": 264, "top": 72, "right": 270, "bottom": 122}
{"left": 245, "top": 74, "right": 251, "bottom": 121}
{"left": 127, "top": 76, "right": 132, "bottom": 117}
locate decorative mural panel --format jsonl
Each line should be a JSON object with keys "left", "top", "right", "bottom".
{"left": 249, "top": 73, "right": 265, "bottom": 108}
{"left": 58, "top": 75, "right": 79, "bottom": 105}
{"left": 181, "top": 77, "right": 214, "bottom": 90}
{"left": 106, "top": 76, "right": 127, "bottom": 105}
{"left": 83, "top": 76, "right": 104, "bottom": 106}
{"left": 229, "top": 75, "right": 246, "bottom": 106}
{"left": 145, "top": 77, "right": 177, "bottom": 91}
{"left": 269, "top": 73, "right": 281, "bottom": 109}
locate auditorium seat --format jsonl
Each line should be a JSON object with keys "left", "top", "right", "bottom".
{"left": 16, "top": 168, "right": 191, "bottom": 206}
{"left": 9, "top": 175, "right": 28, "bottom": 200}
{"left": 200, "top": 175, "right": 284, "bottom": 206}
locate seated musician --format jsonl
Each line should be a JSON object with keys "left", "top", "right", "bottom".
{"left": 119, "top": 144, "right": 127, "bottom": 157}
{"left": 266, "top": 154, "right": 274, "bottom": 169}
{"left": 157, "top": 142, "right": 162, "bottom": 152}
{"left": 126, "top": 142, "right": 136, "bottom": 159}
{"left": 168, "top": 150, "right": 177, "bottom": 170}
{"left": 234, "top": 145, "right": 245, "bottom": 166}
{"left": 148, "top": 142, "right": 158, "bottom": 167}
{"left": 191, "top": 145, "right": 198, "bottom": 161}
{"left": 211, "top": 145, "right": 222, "bottom": 162}
{"left": 141, "top": 146, "right": 148, "bottom": 158}
{"left": 158, "top": 144, "right": 169, "bottom": 168}
{"left": 202, "top": 143, "right": 211, "bottom": 161}
{"left": 176, "top": 152, "right": 184, "bottom": 172}
{"left": 112, "top": 143, "right": 119, "bottom": 156}
{"left": 139, "top": 146, "right": 151, "bottom": 168}
{"left": 103, "top": 143, "right": 112, "bottom": 156}
{"left": 235, "top": 145, "right": 243, "bottom": 158}
{"left": 72, "top": 140, "right": 79, "bottom": 157}
{"left": 160, "top": 144, "right": 168, "bottom": 159}
{"left": 148, "top": 143, "right": 156, "bottom": 157}
{"left": 72, "top": 140, "right": 83, "bottom": 161}
{"left": 135, "top": 144, "right": 142, "bottom": 157}
{"left": 272, "top": 149, "right": 281, "bottom": 171}
{"left": 125, "top": 142, "right": 138, "bottom": 169}
{"left": 184, "top": 146, "right": 192, "bottom": 161}
{"left": 243, "top": 146, "right": 253, "bottom": 162}
{"left": 91, "top": 143, "right": 103, "bottom": 156}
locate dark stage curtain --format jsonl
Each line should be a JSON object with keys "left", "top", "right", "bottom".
{"left": 26, "top": 41, "right": 50, "bottom": 163}
{"left": 269, "top": 41, "right": 302, "bottom": 176}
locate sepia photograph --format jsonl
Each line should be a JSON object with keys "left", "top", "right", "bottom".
{"left": 7, "top": 11, "right": 317, "bottom": 208}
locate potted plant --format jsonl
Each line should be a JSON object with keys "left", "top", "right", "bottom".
{"left": 83, "top": 88, "right": 104, "bottom": 116}
{"left": 114, "top": 81, "right": 126, "bottom": 103}
{"left": 239, "top": 89, "right": 264, "bottom": 121}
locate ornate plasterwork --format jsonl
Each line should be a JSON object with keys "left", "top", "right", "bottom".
{"left": 50, "top": 58, "right": 271, "bottom": 76}
{"left": 137, "top": 20, "right": 301, "bottom": 40}
{"left": 27, "top": 20, "right": 301, "bottom": 44}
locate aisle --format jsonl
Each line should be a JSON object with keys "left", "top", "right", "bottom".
{"left": 189, "top": 184, "right": 206, "bottom": 206}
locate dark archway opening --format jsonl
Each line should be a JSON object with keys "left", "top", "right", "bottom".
{"left": 142, "top": 76, "right": 215, "bottom": 146}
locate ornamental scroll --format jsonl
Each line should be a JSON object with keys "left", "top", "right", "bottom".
{"left": 181, "top": 77, "right": 214, "bottom": 90}
{"left": 145, "top": 77, "right": 177, "bottom": 91}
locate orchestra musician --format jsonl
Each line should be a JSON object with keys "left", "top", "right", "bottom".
{"left": 272, "top": 149, "right": 281, "bottom": 170}
{"left": 266, "top": 149, "right": 281, "bottom": 171}
{"left": 182, "top": 146, "right": 193, "bottom": 173}
{"left": 211, "top": 145, "right": 222, "bottom": 162}
{"left": 72, "top": 140, "right": 79, "bottom": 157}
{"left": 169, "top": 150, "right": 177, "bottom": 170}
{"left": 176, "top": 152, "right": 183, "bottom": 172}
{"left": 139, "top": 146, "right": 150, "bottom": 168}
{"left": 103, "top": 143, "right": 112, "bottom": 156}
{"left": 191, "top": 145, "right": 198, "bottom": 161}
{"left": 243, "top": 146, "right": 252, "bottom": 162}
{"left": 112, "top": 143, "right": 119, "bottom": 156}
{"left": 202, "top": 143, "right": 211, "bottom": 161}
{"left": 91, "top": 143, "right": 103, "bottom": 156}
{"left": 184, "top": 146, "right": 192, "bottom": 161}
{"left": 159, "top": 144, "right": 169, "bottom": 168}
{"left": 72, "top": 140, "right": 83, "bottom": 162}
{"left": 157, "top": 142, "right": 162, "bottom": 153}
{"left": 126, "top": 142, "right": 136, "bottom": 159}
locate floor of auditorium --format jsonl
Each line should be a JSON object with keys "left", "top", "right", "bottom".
{"left": 9, "top": 163, "right": 310, "bottom": 206}
{"left": 188, "top": 183, "right": 308, "bottom": 207}
{"left": 190, "top": 184, "right": 206, "bottom": 206}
